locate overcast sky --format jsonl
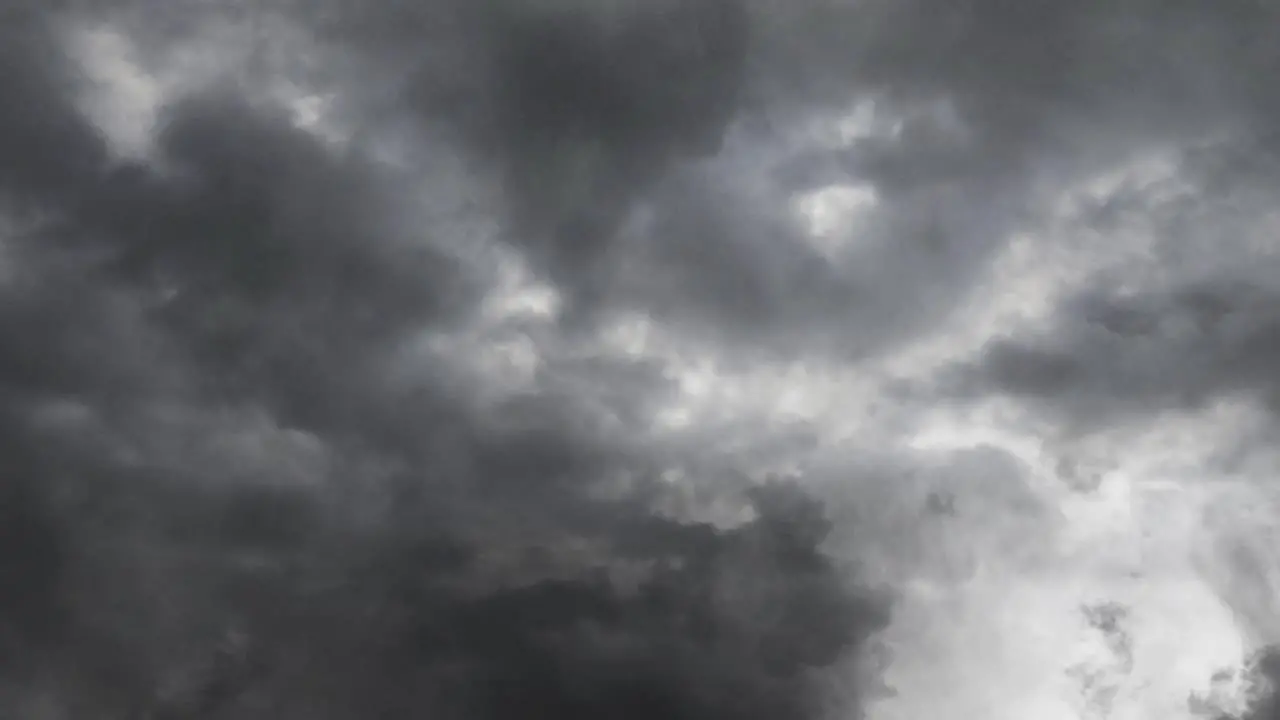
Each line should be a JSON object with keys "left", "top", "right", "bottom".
{"left": 3, "top": 1, "right": 1280, "bottom": 719}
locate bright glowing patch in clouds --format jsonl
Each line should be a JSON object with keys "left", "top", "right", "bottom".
{"left": 68, "top": 19, "right": 349, "bottom": 160}
{"left": 881, "top": 402, "right": 1253, "bottom": 720}
{"left": 793, "top": 183, "right": 879, "bottom": 259}
{"left": 67, "top": 24, "right": 162, "bottom": 159}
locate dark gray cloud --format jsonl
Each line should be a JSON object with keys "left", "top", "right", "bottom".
{"left": 950, "top": 278, "right": 1280, "bottom": 425}
{"left": 7, "top": 0, "right": 1280, "bottom": 717}
{"left": 0, "top": 4, "right": 891, "bottom": 720}
{"left": 259, "top": 0, "right": 1022, "bottom": 358}
{"left": 418, "top": 0, "right": 1280, "bottom": 361}
{"left": 90, "top": 0, "right": 1280, "bottom": 366}
{"left": 1217, "top": 648, "right": 1280, "bottom": 720}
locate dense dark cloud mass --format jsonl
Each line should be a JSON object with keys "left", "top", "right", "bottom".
{"left": 0, "top": 3, "right": 893, "bottom": 720}
{"left": 948, "top": 275, "right": 1280, "bottom": 432}
{"left": 6, "top": 0, "right": 1280, "bottom": 718}
{"left": 1214, "top": 649, "right": 1280, "bottom": 720}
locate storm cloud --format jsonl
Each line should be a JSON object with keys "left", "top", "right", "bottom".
{"left": 5, "top": 1, "right": 1280, "bottom": 719}
{"left": 0, "top": 3, "right": 890, "bottom": 720}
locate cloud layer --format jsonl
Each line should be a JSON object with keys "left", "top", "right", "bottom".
{"left": 4, "top": 1, "right": 1280, "bottom": 719}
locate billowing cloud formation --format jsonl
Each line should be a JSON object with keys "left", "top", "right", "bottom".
{"left": 7, "top": 1, "right": 1280, "bottom": 719}
{"left": 0, "top": 6, "right": 892, "bottom": 719}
